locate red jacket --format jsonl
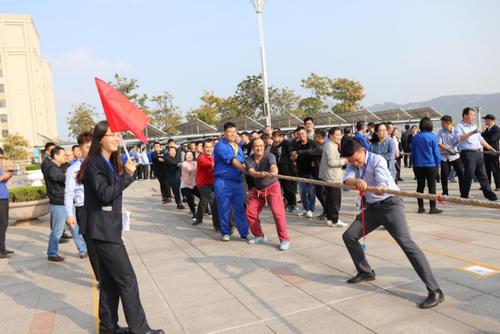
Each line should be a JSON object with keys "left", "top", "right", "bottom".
{"left": 196, "top": 154, "right": 214, "bottom": 186}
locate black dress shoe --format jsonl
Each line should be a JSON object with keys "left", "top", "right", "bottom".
{"left": 47, "top": 255, "right": 65, "bottom": 262}
{"left": 419, "top": 289, "right": 445, "bottom": 309}
{"left": 347, "top": 270, "right": 376, "bottom": 284}
{"left": 59, "top": 237, "right": 69, "bottom": 244}
{"left": 3, "top": 249, "right": 14, "bottom": 254}
{"left": 61, "top": 232, "right": 72, "bottom": 240}
{"left": 429, "top": 207, "right": 442, "bottom": 214}
{"left": 177, "top": 204, "right": 185, "bottom": 210}
{"left": 192, "top": 220, "right": 202, "bottom": 226}
{"left": 417, "top": 207, "right": 426, "bottom": 214}
{"left": 99, "top": 325, "right": 129, "bottom": 334}
{"left": 144, "top": 330, "right": 165, "bottom": 334}
{"left": 0, "top": 252, "right": 12, "bottom": 259}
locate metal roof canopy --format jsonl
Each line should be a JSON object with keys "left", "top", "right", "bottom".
{"left": 270, "top": 114, "right": 303, "bottom": 128}
{"left": 312, "top": 111, "right": 346, "bottom": 125}
{"left": 374, "top": 108, "right": 412, "bottom": 121}
{"left": 177, "top": 118, "right": 217, "bottom": 135}
{"left": 216, "top": 116, "right": 264, "bottom": 131}
{"left": 338, "top": 108, "right": 381, "bottom": 123}
{"left": 405, "top": 107, "right": 442, "bottom": 119}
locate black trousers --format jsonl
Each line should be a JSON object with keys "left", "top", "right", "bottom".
{"left": 0, "top": 199, "right": 8, "bottom": 252}
{"left": 324, "top": 185, "right": 341, "bottom": 223}
{"left": 414, "top": 167, "right": 438, "bottom": 208}
{"left": 440, "top": 159, "right": 465, "bottom": 196}
{"left": 315, "top": 184, "right": 327, "bottom": 214}
{"left": 142, "top": 165, "right": 150, "bottom": 180}
{"left": 156, "top": 172, "right": 171, "bottom": 201}
{"left": 279, "top": 179, "right": 297, "bottom": 208}
{"left": 93, "top": 240, "right": 150, "bottom": 334}
{"left": 181, "top": 187, "right": 200, "bottom": 214}
{"left": 484, "top": 153, "right": 500, "bottom": 190}
{"left": 75, "top": 206, "right": 100, "bottom": 281}
{"left": 460, "top": 151, "right": 497, "bottom": 200}
{"left": 196, "top": 185, "right": 219, "bottom": 230}
{"left": 403, "top": 151, "right": 410, "bottom": 167}
{"left": 166, "top": 175, "right": 182, "bottom": 205}
{"left": 137, "top": 164, "right": 144, "bottom": 179}
{"left": 342, "top": 196, "right": 440, "bottom": 292}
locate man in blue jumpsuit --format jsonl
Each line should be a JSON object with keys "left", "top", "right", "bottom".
{"left": 214, "top": 122, "right": 249, "bottom": 241}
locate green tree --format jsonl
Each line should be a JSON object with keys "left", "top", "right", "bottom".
{"left": 150, "top": 91, "right": 182, "bottom": 135}
{"left": 110, "top": 73, "right": 149, "bottom": 114}
{"left": 269, "top": 87, "right": 300, "bottom": 116}
{"left": 67, "top": 103, "right": 97, "bottom": 139}
{"left": 234, "top": 74, "right": 266, "bottom": 118}
{"left": 4, "top": 133, "right": 30, "bottom": 160}
{"left": 297, "top": 97, "right": 326, "bottom": 116}
{"left": 330, "top": 78, "right": 365, "bottom": 113}
{"left": 301, "top": 73, "right": 331, "bottom": 102}
{"left": 187, "top": 91, "right": 222, "bottom": 125}
{"left": 301, "top": 73, "right": 365, "bottom": 114}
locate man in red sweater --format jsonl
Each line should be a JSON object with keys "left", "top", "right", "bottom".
{"left": 194, "top": 139, "right": 220, "bottom": 230}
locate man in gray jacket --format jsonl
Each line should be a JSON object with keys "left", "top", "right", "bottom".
{"left": 319, "top": 127, "right": 348, "bottom": 227}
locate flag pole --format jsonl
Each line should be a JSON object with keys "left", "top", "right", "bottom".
{"left": 121, "top": 133, "right": 132, "bottom": 160}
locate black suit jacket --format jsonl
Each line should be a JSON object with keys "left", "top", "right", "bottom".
{"left": 83, "top": 156, "right": 134, "bottom": 243}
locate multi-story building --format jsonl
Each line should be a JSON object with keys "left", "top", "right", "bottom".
{"left": 0, "top": 14, "right": 58, "bottom": 148}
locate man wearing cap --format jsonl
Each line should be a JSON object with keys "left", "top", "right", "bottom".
{"left": 341, "top": 137, "right": 444, "bottom": 309}
{"left": 455, "top": 107, "right": 497, "bottom": 201}
{"left": 481, "top": 114, "right": 500, "bottom": 191}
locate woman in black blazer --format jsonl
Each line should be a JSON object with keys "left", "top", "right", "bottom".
{"left": 78, "top": 121, "right": 163, "bottom": 334}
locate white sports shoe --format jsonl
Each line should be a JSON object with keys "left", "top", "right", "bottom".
{"left": 326, "top": 220, "right": 334, "bottom": 227}
{"left": 297, "top": 210, "right": 306, "bottom": 217}
{"left": 334, "top": 219, "right": 348, "bottom": 227}
{"left": 306, "top": 210, "right": 313, "bottom": 218}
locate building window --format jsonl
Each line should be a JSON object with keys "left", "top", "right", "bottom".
{"left": 0, "top": 100, "right": 5, "bottom": 108}
{"left": 0, "top": 115, "right": 6, "bottom": 123}
{"left": 0, "top": 69, "right": 3, "bottom": 78}
{"left": 1, "top": 130, "right": 8, "bottom": 138}
{"left": 0, "top": 84, "right": 4, "bottom": 93}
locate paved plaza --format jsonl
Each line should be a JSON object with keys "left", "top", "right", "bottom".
{"left": 1, "top": 169, "right": 499, "bottom": 334}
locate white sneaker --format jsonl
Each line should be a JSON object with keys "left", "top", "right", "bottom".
{"left": 248, "top": 236, "right": 267, "bottom": 244}
{"left": 326, "top": 220, "right": 334, "bottom": 227}
{"left": 306, "top": 210, "right": 313, "bottom": 218}
{"left": 334, "top": 220, "right": 348, "bottom": 227}
{"left": 297, "top": 210, "right": 306, "bottom": 217}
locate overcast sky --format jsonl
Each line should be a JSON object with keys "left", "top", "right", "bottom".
{"left": 4, "top": 0, "right": 500, "bottom": 139}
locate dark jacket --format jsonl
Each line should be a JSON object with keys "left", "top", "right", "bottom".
{"left": 293, "top": 140, "right": 322, "bottom": 177}
{"left": 482, "top": 124, "right": 500, "bottom": 151}
{"left": 83, "top": 156, "right": 134, "bottom": 243}
{"left": 151, "top": 151, "right": 166, "bottom": 175}
{"left": 270, "top": 140, "right": 295, "bottom": 176}
{"left": 45, "top": 162, "right": 66, "bottom": 205}
{"left": 41, "top": 157, "right": 53, "bottom": 188}
{"left": 164, "top": 155, "right": 180, "bottom": 178}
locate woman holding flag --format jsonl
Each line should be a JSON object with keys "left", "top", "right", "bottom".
{"left": 77, "top": 121, "right": 163, "bottom": 334}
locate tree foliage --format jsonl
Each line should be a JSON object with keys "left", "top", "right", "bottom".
{"left": 4, "top": 133, "right": 30, "bottom": 160}
{"left": 301, "top": 73, "right": 365, "bottom": 114}
{"left": 150, "top": 91, "right": 182, "bottom": 135}
{"left": 67, "top": 103, "right": 97, "bottom": 139}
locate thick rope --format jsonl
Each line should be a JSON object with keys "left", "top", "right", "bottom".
{"left": 277, "top": 174, "right": 500, "bottom": 210}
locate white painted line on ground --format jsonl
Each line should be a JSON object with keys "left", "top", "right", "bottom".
{"left": 207, "top": 279, "right": 419, "bottom": 334}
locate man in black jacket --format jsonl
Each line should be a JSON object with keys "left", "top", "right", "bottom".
{"left": 271, "top": 131, "right": 297, "bottom": 212}
{"left": 291, "top": 126, "right": 319, "bottom": 218}
{"left": 151, "top": 142, "right": 172, "bottom": 203}
{"left": 46, "top": 146, "right": 87, "bottom": 262}
{"left": 482, "top": 114, "right": 500, "bottom": 190}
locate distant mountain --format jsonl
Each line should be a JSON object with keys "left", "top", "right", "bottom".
{"left": 368, "top": 93, "right": 500, "bottom": 121}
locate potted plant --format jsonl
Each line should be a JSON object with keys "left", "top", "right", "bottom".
{"left": 25, "top": 164, "right": 44, "bottom": 186}
{"left": 8, "top": 186, "right": 49, "bottom": 223}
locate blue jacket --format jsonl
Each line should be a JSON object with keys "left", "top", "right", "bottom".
{"left": 354, "top": 132, "right": 371, "bottom": 151}
{"left": 214, "top": 138, "right": 245, "bottom": 182}
{"left": 411, "top": 131, "right": 441, "bottom": 168}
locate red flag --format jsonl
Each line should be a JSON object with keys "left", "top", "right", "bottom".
{"left": 95, "top": 77, "right": 150, "bottom": 143}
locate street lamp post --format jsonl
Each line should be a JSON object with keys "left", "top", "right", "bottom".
{"left": 250, "top": 0, "right": 271, "bottom": 127}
